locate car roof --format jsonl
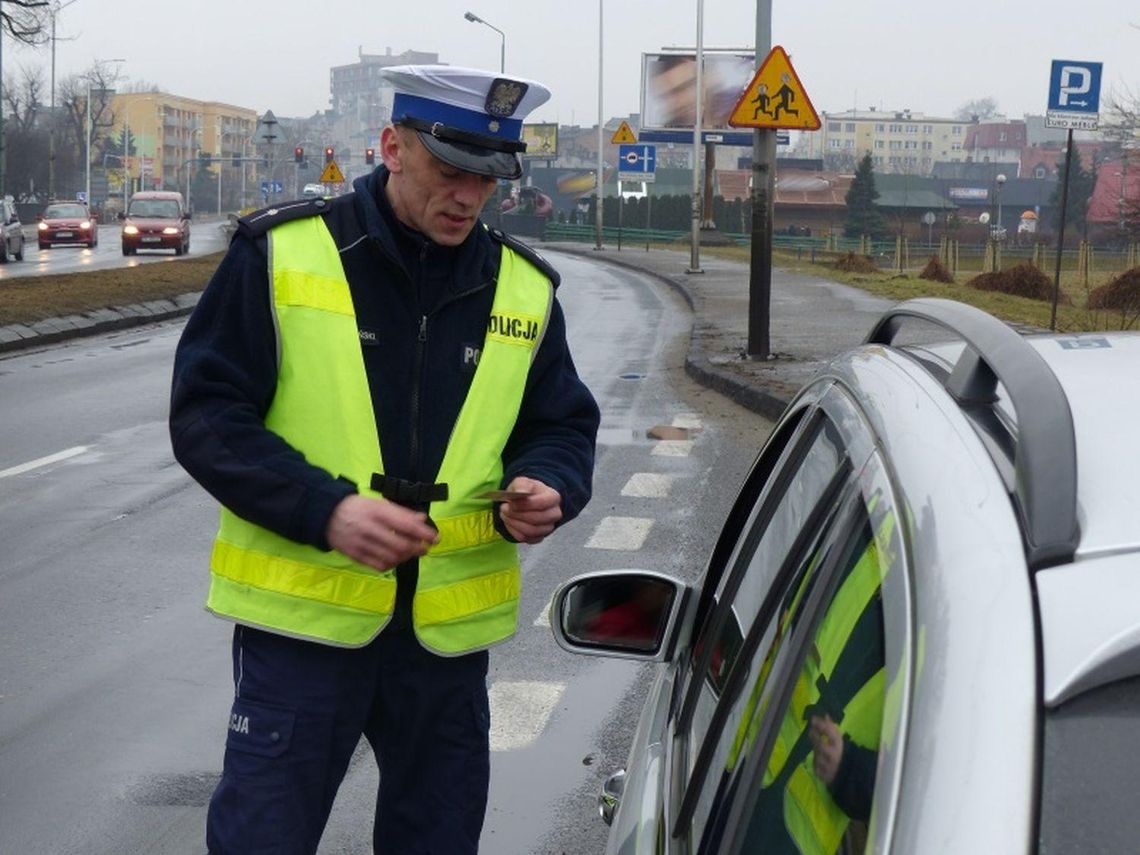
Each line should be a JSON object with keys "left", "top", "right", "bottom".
{"left": 861, "top": 300, "right": 1140, "bottom": 707}
{"left": 1021, "top": 334, "right": 1140, "bottom": 557}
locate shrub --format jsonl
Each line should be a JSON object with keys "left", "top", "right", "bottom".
{"left": 918, "top": 255, "right": 954, "bottom": 283}
{"left": 967, "top": 262, "right": 1059, "bottom": 302}
{"left": 1088, "top": 267, "right": 1140, "bottom": 313}
{"left": 833, "top": 251, "right": 878, "bottom": 273}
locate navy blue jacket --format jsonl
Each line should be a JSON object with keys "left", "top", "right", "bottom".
{"left": 169, "top": 168, "right": 599, "bottom": 560}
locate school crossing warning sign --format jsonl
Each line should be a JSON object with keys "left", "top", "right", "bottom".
{"left": 728, "top": 46, "right": 820, "bottom": 130}
{"left": 319, "top": 160, "right": 345, "bottom": 184}
{"left": 610, "top": 120, "right": 638, "bottom": 144}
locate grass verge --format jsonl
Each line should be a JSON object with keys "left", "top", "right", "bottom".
{"left": 704, "top": 245, "right": 1139, "bottom": 333}
{"left": 0, "top": 253, "right": 224, "bottom": 327}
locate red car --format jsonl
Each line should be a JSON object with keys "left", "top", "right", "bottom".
{"left": 37, "top": 201, "right": 98, "bottom": 249}
{"left": 120, "top": 191, "right": 190, "bottom": 256}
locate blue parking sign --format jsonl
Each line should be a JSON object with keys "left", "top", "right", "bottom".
{"left": 1047, "top": 60, "right": 1102, "bottom": 129}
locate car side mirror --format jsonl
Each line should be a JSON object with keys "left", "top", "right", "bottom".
{"left": 550, "top": 571, "right": 686, "bottom": 661}
{"left": 117, "top": 212, "right": 125, "bottom": 220}
{"left": 35, "top": 214, "right": 43, "bottom": 221}
{"left": 182, "top": 212, "right": 191, "bottom": 220}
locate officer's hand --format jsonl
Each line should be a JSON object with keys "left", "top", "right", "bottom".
{"left": 808, "top": 715, "right": 844, "bottom": 785}
{"left": 498, "top": 476, "right": 562, "bottom": 544}
{"left": 326, "top": 495, "right": 439, "bottom": 571}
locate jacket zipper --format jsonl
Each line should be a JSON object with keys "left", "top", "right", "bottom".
{"left": 409, "top": 313, "right": 428, "bottom": 475}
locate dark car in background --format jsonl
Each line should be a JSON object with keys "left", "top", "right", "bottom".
{"left": 552, "top": 299, "right": 1140, "bottom": 854}
{"left": 0, "top": 197, "right": 25, "bottom": 262}
{"left": 37, "top": 201, "right": 98, "bottom": 249}
{"left": 120, "top": 190, "right": 190, "bottom": 256}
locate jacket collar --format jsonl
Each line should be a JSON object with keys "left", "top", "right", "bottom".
{"left": 352, "top": 167, "right": 498, "bottom": 291}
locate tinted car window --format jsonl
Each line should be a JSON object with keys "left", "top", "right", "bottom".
{"left": 129, "top": 200, "right": 180, "bottom": 218}
{"left": 694, "top": 417, "right": 845, "bottom": 699}
{"left": 733, "top": 508, "right": 889, "bottom": 853}
{"left": 681, "top": 416, "right": 851, "bottom": 841}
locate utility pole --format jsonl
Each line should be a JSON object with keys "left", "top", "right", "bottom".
{"left": 747, "top": 0, "right": 775, "bottom": 358}
{"left": 687, "top": 0, "right": 705, "bottom": 274}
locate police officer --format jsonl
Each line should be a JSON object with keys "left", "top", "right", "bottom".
{"left": 169, "top": 65, "right": 599, "bottom": 854}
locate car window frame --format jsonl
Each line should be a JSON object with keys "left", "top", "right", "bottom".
{"left": 714, "top": 449, "right": 912, "bottom": 855}
{"left": 678, "top": 403, "right": 834, "bottom": 733}
{"left": 674, "top": 469, "right": 859, "bottom": 843}
{"left": 670, "top": 404, "right": 864, "bottom": 842}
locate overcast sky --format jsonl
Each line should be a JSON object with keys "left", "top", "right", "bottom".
{"left": 23, "top": 0, "right": 1140, "bottom": 126}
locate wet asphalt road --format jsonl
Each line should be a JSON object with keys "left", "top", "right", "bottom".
{"left": 0, "top": 250, "right": 772, "bottom": 854}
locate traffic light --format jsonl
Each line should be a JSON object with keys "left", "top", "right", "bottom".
{"left": 232, "top": 154, "right": 241, "bottom": 167}
{"left": 324, "top": 146, "right": 335, "bottom": 164}
{"left": 294, "top": 146, "right": 304, "bottom": 164}
{"left": 198, "top": 150, "right": 210, "bottom": 166}
{"left": 365, "top": 147, "right": 375, "bottom": 166}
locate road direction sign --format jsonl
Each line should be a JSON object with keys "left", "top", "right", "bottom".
{"left": 320, "top": 160, "right": 345, "bottom": 184}
{"left": 76, "top": 191, "right": 87, "bottom": 203}
{"left": 260, "top": 181, "right": 284, "bottom": 194}
{"left": 728, "top": 45, "right": 821, "bottom": 130}
{"left": 1046, "top": 59, "right": 1102, "bottom": 130}
{"left": 611, "top": 120, "right": 638, "bottom": 144}
{"left": 618, "top": 144, "right": 657, "bottom": 182}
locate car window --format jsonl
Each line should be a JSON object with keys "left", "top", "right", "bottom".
{"left": 678, "top": 414, "right": 852, "bottom": 841}
{"left": 708, "top": 480, "right": 902, "bottom": 855}
{"left": 689, "top": 415, "right": 846, "bottom": 705}
{"left": 129, "top": 200, "right": 180, "bottom": 218}
{"left": 45, "top": 204, "right": 87, "bottom": 218}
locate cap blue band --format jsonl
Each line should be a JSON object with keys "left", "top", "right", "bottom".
{"left": 392, "top": 93, "right": 523, "bottom": 141}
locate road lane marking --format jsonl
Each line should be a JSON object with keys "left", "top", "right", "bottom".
{"left": 534, "top": 593, "right": 554, "bottom": 627}
{"left": 586, "top": 516, "right": 654, "bottom": 551}
{"left": 0, "top": 446, "right": 89, "bottom": 480}
{"left": 489, "top": 680, "right": 565, "bottom": 752}
{"left": 621, "top": 473, "right": 673, "bottom": 498}
{"left": 651, "top": 440, "right": 693, "bottom": 457}
{"left": 672, "top": 413, "right": 703, "bottom": 429}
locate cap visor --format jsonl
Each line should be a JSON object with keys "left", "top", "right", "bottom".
{"left": 416, "top": 131, "right": 521, "bottom": 180}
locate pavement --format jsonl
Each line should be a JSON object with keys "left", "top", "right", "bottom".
{"left": 0, "top": 239, "right": 896, "bottom": 419}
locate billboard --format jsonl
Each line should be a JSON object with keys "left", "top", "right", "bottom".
{"left": 641, "top": 52, "right": 755, "bottom": 132}
{"left": 522, "top": 123, "right": 559, "bottom": 159}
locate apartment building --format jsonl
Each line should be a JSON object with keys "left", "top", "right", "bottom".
{"left": 111, "top": 92, "right": 259, "bottom": 197}
{"left": 805, "top": 108, "right": 974, "bottom": 174}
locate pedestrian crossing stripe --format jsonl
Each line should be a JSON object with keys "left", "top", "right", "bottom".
{"left": 728, "top": 45, "right": 821, "bottom": 131}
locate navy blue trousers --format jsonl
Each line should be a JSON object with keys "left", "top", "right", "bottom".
{"left": 205, "top": 621, "right": 490, "bottom": 855}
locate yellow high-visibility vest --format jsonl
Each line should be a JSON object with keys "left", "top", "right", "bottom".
{"left": 206, "top": 215, "right": 553, "bottom": 652}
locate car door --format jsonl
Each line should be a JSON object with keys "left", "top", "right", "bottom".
{"left": 660, "top": 386, "right": 909, "bottom": 854}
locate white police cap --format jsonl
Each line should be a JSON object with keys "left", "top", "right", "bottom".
{"left": 382, "top": 65, "right": 551, "bottom": 180}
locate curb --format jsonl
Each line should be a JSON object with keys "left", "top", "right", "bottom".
{"left": 0, "top": 292, "right": 201, "bottom": 354}
{"left": 540, "top": 243, "right": 794, "bottom": 420}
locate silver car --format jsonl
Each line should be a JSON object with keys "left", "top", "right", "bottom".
{"left": 552, "top": 298, "right": 1140, "bottom": 854}
{"left": 0, "top": 197, "right": 26, "bottom": 262}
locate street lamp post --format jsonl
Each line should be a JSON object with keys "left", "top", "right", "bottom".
{"left": 463, "top": 11, "right": 505, "bottom": 72}
{"left": 995, "top": 173, "right": 1007, "bottom": 238}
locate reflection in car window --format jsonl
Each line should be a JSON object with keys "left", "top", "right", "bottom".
{"left": 731, "top": 496, "right": 896, "bottom": 854}
{"left": 683, "top": 418, "right": 847, "bottom": 842}
{"left": 45, "top": 205, "right": 86, "bottom": 218}
{"left": 693, "top": 419, "right": 844, "bottom": 698}
{"left": 129, "top": 200, "right": 180, "bottom": 219}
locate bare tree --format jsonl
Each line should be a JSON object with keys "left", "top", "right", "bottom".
{"left": 954, "top": 97, "right": 1000, "bottom": 121}
{"left": 1, "top": 0, "right": 50, "bottom": 43}
{"left": 2, "top": 64, "right": 44, "bottom": 132}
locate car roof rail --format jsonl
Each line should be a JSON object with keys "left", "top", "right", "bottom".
{"left": 865, "top": 297, "right": 1078, "bottom": 570}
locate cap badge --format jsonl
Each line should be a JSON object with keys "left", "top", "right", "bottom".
{"left": 488, "top": 120, "right": 500, "bottom": 133}
{"left": 486, "top": 79, "right": 528, "bottom": 118}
